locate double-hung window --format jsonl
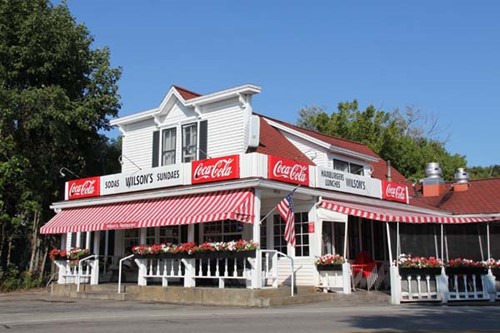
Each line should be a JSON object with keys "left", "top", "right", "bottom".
{"left": 182, "top": 123, "right": 198, "bottom": 163}
{"left": 161, "top": 128, "right": 176, "bottom": 165}
{"left": 333, "top": 159, "right": 364, "bottom": 176}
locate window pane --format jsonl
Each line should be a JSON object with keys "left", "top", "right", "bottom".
{"left": 350, "top": 163, "right": 364, "bottom": 175}
{"left": 162, "top": 128, "right": 176, "bottom": 165}
{"left": 182, "top": 123, "right": 198, "bottom": 162}
{"left": 333, "top": 159, "right": 348, "bottom": 172}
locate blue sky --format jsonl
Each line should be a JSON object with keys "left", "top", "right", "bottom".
{"left": 65, "top": 1, "right": 499, "bottom": 167}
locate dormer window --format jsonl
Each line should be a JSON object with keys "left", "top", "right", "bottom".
{"left": 182, "top": 123, "right": 198, "bottom": 163}
{"left": 333, "top": 159, "right": 364, "bottom": 176}
{"left": 152, "top": 120, "right": 208, "bottom": 167}
{"left": 162, "top": 128, "right": 176, "bottom": 165}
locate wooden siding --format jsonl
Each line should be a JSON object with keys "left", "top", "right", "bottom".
{"left": 121, "top": 118, "right": 157, "bottom": 172}
{"left": 282, "top": 132, "right": 329, "bottom": 166}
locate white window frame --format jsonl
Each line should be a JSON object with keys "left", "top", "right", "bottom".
{"left": 161, "top": 127, "right": 176, "bottom": 166}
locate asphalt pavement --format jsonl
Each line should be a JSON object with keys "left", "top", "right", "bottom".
{"left": 1, "top": 289, "right": 500, "bottom": 332}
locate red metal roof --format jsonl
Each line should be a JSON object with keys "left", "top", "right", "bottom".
{"left": 173, "top": 85, "right": 201, "bottom": 100}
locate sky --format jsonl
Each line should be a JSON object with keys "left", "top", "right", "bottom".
{"left": 64, "top": 0, "right": 499, "bottom": 167}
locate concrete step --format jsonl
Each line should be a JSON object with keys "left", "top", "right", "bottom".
{"left": 76, "top": 291, "right": 129, "bottom": 301}
{"left": 267, "top": 293, "right": 333, "bottom": 306}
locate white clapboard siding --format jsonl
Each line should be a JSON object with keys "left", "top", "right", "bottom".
{"left": 203, "top": 98, "right": 247, "bottom": 157}
{"left": 122, "top": 118, "right": 157, "bottom": 172}
{"left": 161, "top": 101, "right": 197, "bottom": 124}
{"left": 276, "top": 257, "right": 316, "bottom": 286}
{"left": 281, "top": 132, "right": 330, "bottom": 167}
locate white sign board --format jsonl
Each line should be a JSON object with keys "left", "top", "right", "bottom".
{"left": 316, "top": 167, "right": 382, "bottom": 199}
{"left": 100, "top": 165, "right": 183, "bottom": 196}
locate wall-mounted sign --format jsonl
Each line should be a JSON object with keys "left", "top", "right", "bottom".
{"left": 100, "top": 165, "right": 183, "bottom": 196}
{"left": 382, "top": 180, "right": 409, "bottom": 204}
{"left": 191, "top": 154, "right": 240, "bottom": 184}
{"left": 268, "top": 155, "right": 309, "bottom": 186}
{"left": 316, "top": 167, "right": 382, "bottom": 199}
{"left": 67, "top": 177, "right": 100, "bottom": 200}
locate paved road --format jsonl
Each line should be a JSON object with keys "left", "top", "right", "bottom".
{"left": 1, "top": 290, "right": 500, "bottom": 332}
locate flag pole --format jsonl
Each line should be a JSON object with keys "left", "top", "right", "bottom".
{"left": 258, "top": 184, "right": 301, "bottom": 224}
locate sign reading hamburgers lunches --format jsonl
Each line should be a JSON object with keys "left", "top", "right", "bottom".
{"left": 267, "top": 155, "right": 310, "bottom": 186}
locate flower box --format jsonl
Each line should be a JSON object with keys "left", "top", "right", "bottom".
{"left": 445, "top": 266, "right": 488, "bottom": 276}
{"left": 316, "top": 264, "right": 343, "bottom": 272}
{"left": 399, "top": 267, "right": 442, "bottom": 278}
{"left": 135, "top": 253, "right": 184, "bottom": 260}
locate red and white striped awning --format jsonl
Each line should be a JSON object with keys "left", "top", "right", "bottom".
{"left": 41, "top": 189, "right": 255, "bottom": 234}
{"left": 320, "top": 199, "right": 497, "bottom": 224}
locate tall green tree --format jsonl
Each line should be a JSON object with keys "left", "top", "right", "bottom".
{"left": 0, "top": 0, "right": 121, "bottom": 282}
{"left": 297, "top": 101, "right": 467, "bottom": 181}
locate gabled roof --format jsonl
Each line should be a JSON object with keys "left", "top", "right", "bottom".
{"left": 172, "top": 85, "right": 201, "bottom": 101}
{"left": 253, "top": 117, "right": 315, "bottom": 165}
{"left": 259, "top": 114, "right": 408, "bottom": 185}
{"left": 414, "top": 178, "right": 500, "bottom": 215}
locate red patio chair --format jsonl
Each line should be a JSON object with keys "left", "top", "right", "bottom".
{"left": 351, "top": 251, "right": 377, "bottom": 290}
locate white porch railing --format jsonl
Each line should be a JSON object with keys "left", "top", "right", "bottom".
{"left": 54, "top": 255, "right": 98, "bottom": 287}
{"left": 118, "top": 254, "right": 135, "bottom": 294}
{"left": 390, "top": 266, "right": 498, "bottom": 304}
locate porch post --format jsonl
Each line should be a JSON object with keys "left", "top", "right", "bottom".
{"left": 85, "top": 231, "right": 91, "bottom": 250}
{"left": 251, "top": 189, "right": 262, "bottom": 289}
{"left": 76, "top": 232, "right": 81, "bottom": 248}
{"left": 91, "top": 231, "right": 100, "bottom": 285}
{"left": 184, "top": 224, "right": 196, "bottom": 287}
{"left": 139, "top": 228, "right": 147, "bottom": 244}
{"left": 66, "top": 233, "right": 72, "bottom": 251}
{"left": 440, "top": 224, "right": 444, "bottom": 262}
{"left": 343, "top": 218, "right": 348, "bottom": 259}
{"left": 487, "top": 223, "right": 491, "bottom": 260}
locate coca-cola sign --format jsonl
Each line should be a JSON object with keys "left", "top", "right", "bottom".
{"left": 191, "top": 154, "right": 240, "bottom": 184}
{"left": 382, "top": 180, "right": 409, "bottom": 204}
{"left": 67, "top": 177, "right": 100, "bottom": 200}
{"left": 268, "top": 155, "right": 309, "bottom": 186}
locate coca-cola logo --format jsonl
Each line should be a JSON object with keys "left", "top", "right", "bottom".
{"left": 191, "top": 155, "right": 240, "bottom": 184}
{"left": 382, "top": 181, "right": 408, "bottom": 203}
{"left": 68, "top": 177, "right": 100, "bottom": 200}
{"left": 268, "top": 156, "right": 309, "bottom": 186}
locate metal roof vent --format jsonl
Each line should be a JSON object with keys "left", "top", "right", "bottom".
{"left": 454, "top": 168, "right": 470, "bottom": 184}
{"left": 425, "top": 162, "right": 442, "bottom": 179}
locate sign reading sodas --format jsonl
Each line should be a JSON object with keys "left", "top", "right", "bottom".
{"left": 67, "top": 177, "right": 100, "bottom": 200}
{"left": 382, "top": 180, "right": 409, "bottom": 204}
{"left": 192, "top": 154, "right": 240, "bottom": 184}
{"left": 268, "top": 155, "right": 309, "bottom": 186}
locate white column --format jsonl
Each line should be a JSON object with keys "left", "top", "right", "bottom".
{"left": 85, "top": 231, "right": 91, "bottom": 250}
{"left": 251, "top": 189, "right": 262, "bottom": 289}
{"left": 76, "top": 232, "right": 81, "bottom": 248}
{"left": 66, "top": 233, "right": 72, "bottom": 251}
{"left": 184, "top": 224, "right": 196, "bottom": 287}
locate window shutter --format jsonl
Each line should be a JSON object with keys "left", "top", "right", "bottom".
{"left": 199, "top": 120, "right": 208, "bottom": 160}
{"left": 152, "top": 130, "right": 160, "bottom": 167}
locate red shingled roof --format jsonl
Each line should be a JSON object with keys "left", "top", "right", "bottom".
{"left": 173, "top": 85, "right": 201, "bottom": 100}
{"left": 414, "top": 178, "right": 500, "bottom": 215}
{"left": 259, "top": 115, "right": 408, "bottom": 185}
{"left": 252, "top": 117, "right": 315, "bottom": 165}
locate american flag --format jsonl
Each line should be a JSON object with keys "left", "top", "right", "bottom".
{"left": 277, "top": 192, "right": 296, "bottom": 247}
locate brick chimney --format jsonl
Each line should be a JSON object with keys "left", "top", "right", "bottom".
{"left": 422, "top": 162, "right": 446, "bottom": 197}
{"left": 452, "top": 168, "right": 470, "bottom": 192}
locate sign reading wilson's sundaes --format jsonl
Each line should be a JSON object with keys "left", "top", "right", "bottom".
{"left": 268, "top": 155, "right": 310, "bottom": 186}
{"left": 316, "top": 166, "right": 382, "bottom": 199}
{"left": 100, "top": 165, "right": 182, "bottom": 196}
{"left": 191, "top": 154, "right": 240, "bottom": 184}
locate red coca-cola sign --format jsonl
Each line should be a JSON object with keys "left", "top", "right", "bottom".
{"left": 268, "top": 155, "right": 309, "bottom": 186}
{"left": 67, "top": 177, "right": 101, "bottom": 200}
{"left": 382, "top": 180, "right": 408, "bottom": 204}
{"left": 191, "top": 154, "right": 240, "bottom": 184}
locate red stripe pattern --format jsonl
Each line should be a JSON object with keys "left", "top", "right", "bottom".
{"left": 320, "top": 199, "right": 496, "bottom": 224}
{"left": 41, "top": 189, "right": 255, "bottom": 234}
{"left": 277, "top": 193, "right": 296, "bottom": 246}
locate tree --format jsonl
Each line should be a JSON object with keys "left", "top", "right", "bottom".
{"left": 296, "top": 101, "right": 467, "bottom": 181}
{"left": 0, "top": 0, "right": 121, "bottom": 285}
